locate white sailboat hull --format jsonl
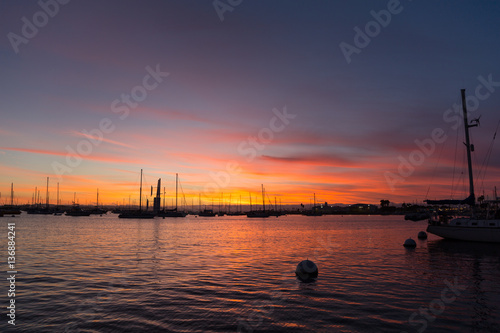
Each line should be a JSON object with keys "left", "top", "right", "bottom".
{"left": 427, "top": 219, "right": 500, "bottom": 243}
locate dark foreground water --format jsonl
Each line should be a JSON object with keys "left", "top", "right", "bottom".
{"left": 1, "top": 213, "right": 500, "bottom": 332}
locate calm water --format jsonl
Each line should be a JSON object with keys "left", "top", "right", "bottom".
{"left": 1, "top": 213, "right": 500, "bottom": 332}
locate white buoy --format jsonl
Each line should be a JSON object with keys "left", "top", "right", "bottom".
{"left": 417, "top": 231, "right": 427, "bottom": 239}
{"left": 404, "top": 238, "right": 417, "bottom": 248}
{"left": 295, "top": 260, "right": 318, "bottom": 282}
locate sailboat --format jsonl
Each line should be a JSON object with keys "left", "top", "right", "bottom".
{"left": 198, "top": 208, "right": 216, "bottom": 216}
{"left": 66, "top": 191, "right": 91, "bottom": 216}
{"left": 26, "top": 178, "right": 53, "bottom": 215}
{"left": 197, "top": 194, "right": 216, "bottom": 216}
{"left": 303, "top": 193, "right": 323, "bottom": 216}
{"left": 227, "top": 195, "right": 246, "bottom": 216}
{"left": 157, "top": 173, "right": 187, "bottom": 217}
{"left": 65, "top": 203, "right": 91, "bottom": 216}
{"left": 53, "top": 182, "right": 65, "bottom": 215}
{"left": 247, "top": 184, "right": 271, "bottom": 218}
{"left": 3, "top": 183, "right": 21, "bottom": 215}
{"left": 119, "top": 169, "right": 155, "bottom": 219}
{"left": 425, "top": 89, "right": 500, "bottom": 242}
{"left": 89, "top": 189, "right": 107, "bottom": 215}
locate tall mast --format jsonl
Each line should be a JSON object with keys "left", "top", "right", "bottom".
{"left": 46, "top": 177, "right": 49, "bottom": 209}
{"left": 175, "top": 173, "right": 178, "bottom": 210}
{"left": 57, "top": 182, "right": 60, "bottom": 208}
{"left": 96, "top": 188, "right": 99, "bottom": 207}
{"left": 461, "top": 89, "right": 476, "bottom": 206}
{"left": 261, "top": 184, "right": 265, "bottom": 212}
{"left": 139, "top": 169, "right": 143, "bottom": 211}
{"left": 11, "top": 183, "right": 14, "bottom": 206}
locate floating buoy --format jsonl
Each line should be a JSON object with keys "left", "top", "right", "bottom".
{"left": 295, "top": 260, "right": 318, "bottom": 282}
{"left": 417, "top": 231, "right": 427, "bottom": 239}
{"left": 403, "top": 238, "right": 417, "bottom": 248}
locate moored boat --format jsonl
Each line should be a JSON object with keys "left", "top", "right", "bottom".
{"left": 118, "top": 169, "right": 156, "bottom": 219}
{"left": 65, "top": 204, "right": 91, "bottom": 216}
{"left": 157, "top": 173, "right": 186, "bottom": 217}
{"left": 425, "top": 89, "right": 500, "bottom": 243}
{"left": 247, "top": 185, "right": 270, "bottom": 218}
{"left": 198, "top": 209, "right": 216, "bottom": 217}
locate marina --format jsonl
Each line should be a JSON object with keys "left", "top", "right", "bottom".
{"left": 2, "top": 1, "right": 500, "bottom": 332}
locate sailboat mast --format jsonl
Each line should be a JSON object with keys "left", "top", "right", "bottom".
{"left": 11, "top": 183, "right": 14, "bottom": 206}
{"left": 139, "top": 169, "right": 143, "bottom": 212}
{"left": 461, "top": 89, "right": 476, "bottom": 205}
{"left": 46, "top": 177, "right": 49, "bottom": 209}
{"left": 175, "top": 173, "right": 178, "bottom": 210}
{"left": 262, "top": 184, "right": 265, "bottom": 212}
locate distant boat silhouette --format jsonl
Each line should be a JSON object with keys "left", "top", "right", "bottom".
{"left": 247, "top": 185, "right": 270, "bottom": 218}
{"left": 198, "top": 209, "right": 216, "bottom": 217}
{"left": 302, "top": 193, "right": 322, "bottom": 216}
{"left": 26, "top": 179, "right": 51, "bottom": 214}
{"left": 89, "top": 189, "right": 107, "bottom": 215}
{"left": 157, "top": 173, "right": 186, "bottom": 217}
{"left": 119, "top": 169, "right": 155, "bottom": 219}
{"left": 65, "top": 203, "right": 91, "bottom": 216}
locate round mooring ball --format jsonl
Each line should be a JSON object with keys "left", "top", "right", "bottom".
{"left": 403, "top": 238, "right": 417, "bottom": 248}
{"left": 295, "top": 260, "right": 318, "bottom": 282}
{"left": 417, "top": 231, "right": 428, "bottom": 239}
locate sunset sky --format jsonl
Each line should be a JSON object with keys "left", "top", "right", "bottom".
{"left": 1, "top": 0, "right": 500, "bottom": 207}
